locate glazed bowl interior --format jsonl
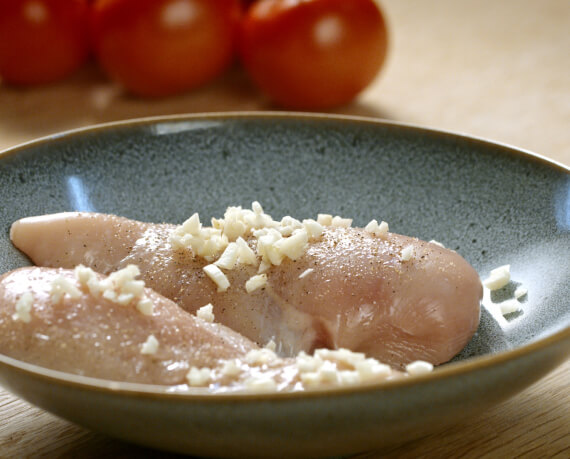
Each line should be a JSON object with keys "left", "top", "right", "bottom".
{"left": 0, "top": 113, "right": 568, "bottom": 457}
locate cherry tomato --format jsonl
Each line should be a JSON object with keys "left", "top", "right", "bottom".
{"left": 239, "top": 0, "right": 388, "bottom": 109}
{"left": 90, "top": 0, "right": 242, "bottom": 97}
{"left": 240, "top": 0, "right": 257, "bottom": 10}
{"left": 0, "top": 0, "right": 90, "bottom": 85}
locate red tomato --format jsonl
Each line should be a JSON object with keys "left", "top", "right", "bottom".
{"left": 240, "top": 0, "right": 257, "bottom": 10}
{"left": 90, "top": 0, "right": 242, "bottom": 97}
{"left": 239, "top": 0, "right": 388, "bottom": 109}
{"left": 0, "top": 0, "right": 90, "bottom": 85}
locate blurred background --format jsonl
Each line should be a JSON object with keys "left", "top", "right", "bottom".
{"left": 1, "top": 0, "right": 568, "bottom": 166}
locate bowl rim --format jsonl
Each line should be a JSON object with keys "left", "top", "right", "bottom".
{"left": 1, "top": 111, "right": 568, "bottom": 171}
{"left": 0, "top": 111, "right": 568, "bottom": 402}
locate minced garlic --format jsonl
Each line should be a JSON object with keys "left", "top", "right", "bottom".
{"left": 136, "top": 298, "right": 154, "bottom": 316}
{"left": 235, "top": 237, "right": 257, "bottom": 265}
{"left": 244, "top": 348, "right": 277, "bottom": 365}
{"left": 405, "top": 360, "right": 434, "bottom": 376}
{"left": 365, "top": 219, "right": 389, "bottom": 237}
{"left": 302, "top": 219, "right": 323, "bottom": 239}
{"left": 186, "top": 367, "right": 211, "bottom": 386}
{"left": 401, "top": 245, "right": 414, "bottom": 261}
{"left": 245, "top": 274, "right": 267, "bottom": 293}
{"left": 220, "top": 359, "right": 242, "bottom": 377}
{"left": 74, "top": 264, "right": 154, "bottom": 315}
{"left": 482, "top": 265, "right": 511, "bottom": 290}
{"left": 298, "top": 268, "right": 314, "bottom": 279}
{"left": 182, "top": 345, "right": 435, "bottom": 393}
{"left": 169, "top": 212, "right": 229, "bottom": 261}
{"left": 498, "top": 298, "right": 522, "bottom": 315}
{"left": 214, "top": 242, "right": 239, "bottom": 270}
{"left": 273, "top": 228, "right": 308, "bottom": 260}
{"left": 203, "top": 264, "right": 230, "bottom": 292}
{"left": 331, "top": 216, "right": 352, "bottom": 228}
{"left": 12, "top": 291, "right": 33, "bottom": 323}
{"left": 317, "top": 213, "right": 333, "bottom": 226}
{"left": 295, "top": 348, "right": 394, "bottom": 388}
{"left": 50, "top": 276, "right": 81, "bottom": 303}
{"left": 170, "top": 203, "right": 343, "bottom": 293}
{"left": 141, "top": 335, "right": 159, "bottom": 355}
{"left": 514, "top": 285, "right": 528, "bottom": 299}
{"left": 196, "top": 303, "right": 215, "bottom": 322}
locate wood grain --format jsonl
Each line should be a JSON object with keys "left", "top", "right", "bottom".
{"left": 0, "top": 0, "right": 568, "bottom": 457}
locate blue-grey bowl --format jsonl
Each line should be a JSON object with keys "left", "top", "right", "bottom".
{"left": 0, "top": 113, "right": 568, "bottom": 458}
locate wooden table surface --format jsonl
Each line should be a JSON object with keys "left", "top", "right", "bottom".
{"left": 1, "top": 0, "right": 568, "bottom": 457}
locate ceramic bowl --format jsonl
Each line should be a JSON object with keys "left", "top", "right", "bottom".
{"left": 0, "top": 113, "right": 568, "bottom": 458}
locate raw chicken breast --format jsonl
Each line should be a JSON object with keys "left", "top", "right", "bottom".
{"left": 10, "top": 213, "right": 147, "bottom": 273}
{"left": 0, "top": 266, "right": 257, "bottom": 385}
{"left": 10, "top": 210, "right": 482, "bottom": 368}
{"left": 0, "top": 266, "right": 404, "bottom": 391}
